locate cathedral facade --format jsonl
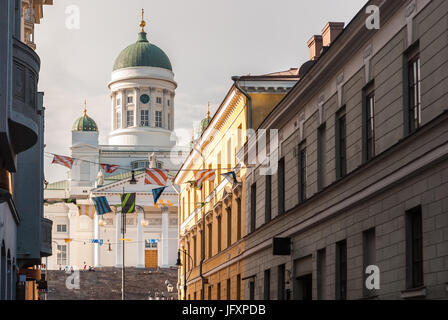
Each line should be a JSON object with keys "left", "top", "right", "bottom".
{"left": 44, "top": 14, "right": 189, "bottom": 270}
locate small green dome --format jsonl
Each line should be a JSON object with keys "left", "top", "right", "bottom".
{"left": 113, "top": 32, "right": 172, "bottom": 71}
{"left": 72, "top": 109, "right": 98, "bottom": 132}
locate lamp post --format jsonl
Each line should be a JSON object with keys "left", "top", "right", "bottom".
{"left": 121, "top": 170, "right": 137, "bottom": 300}
{"left": 176, "top": 249, "right": 194, "bottom": 300}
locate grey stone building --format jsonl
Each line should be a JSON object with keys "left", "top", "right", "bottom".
{"left": 241, "top": 0, "right": 448, "bottom": 300}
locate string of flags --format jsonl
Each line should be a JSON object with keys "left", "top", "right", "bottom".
{"left": 50, "top": 153, "right": 239, "bottom": 212}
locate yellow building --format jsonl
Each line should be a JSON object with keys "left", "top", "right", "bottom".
{"left": 175, "top": 70, "right": 299, "bottom": 300}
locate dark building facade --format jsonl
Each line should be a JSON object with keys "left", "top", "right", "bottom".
{"left": 241, "top": 0, "right": 448, "bottom": 300}
{"left": 0, "top": 0, "right": 52, "bottom": 300}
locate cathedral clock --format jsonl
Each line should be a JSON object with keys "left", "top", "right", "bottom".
{"left": 140, "top": 94, "right": 150, "bottom": 104}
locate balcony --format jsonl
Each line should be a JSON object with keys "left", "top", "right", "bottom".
{"left": 10, "top": 37, "right": 40, "bottom": 154}
{"left": 40, "top": 218, "right": 52, "bottom": 257}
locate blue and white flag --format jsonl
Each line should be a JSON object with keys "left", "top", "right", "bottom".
{"left": 221, "top": 171, "right": 238, "bottom": 185}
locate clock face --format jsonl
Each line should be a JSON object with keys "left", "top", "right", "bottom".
{"left": 140, "top": 94, "right": 150, "bottom": 104}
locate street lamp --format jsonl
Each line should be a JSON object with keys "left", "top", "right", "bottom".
{"left": 176, "top": 249, "right": 194, "bottom": 300}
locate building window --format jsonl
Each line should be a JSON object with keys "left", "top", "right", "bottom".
{"left": 278, "top": 264, "right": 286, "bottom": 300}
{"left": 317, "top": 124, "right": 326, "bottom": 192}
{"left": 217, "top": 152, "right": 222, "bottom": 183}
{"left": 217, "top": 216, "right": 222, "bottom": 253}
{"left": 167, "top": 99, "right": 170, "bottom": 106}
{"left": 265, "top": 174, "right": 271, "bottom": 224}
{"left": 155, "top": 111, "right": 162, "bottom": 128}
{"left": 227, "top": 138, "right": 232, "bottom": 169}
{"left": 250, "top": 183, "right": 256, "bottom": 233}
{"left": 187, "top": 241, "right": 191, "bottom": 271}
{"left": 156, "top": 97, "right": 162, "bottom": 104}
{"left": 217, "top": 282, "right": 221, "bottom": 300}
{"left": 278, "top": 158, "right": 285, "bottom": 215}
{"left": 249, "top": 281, "right": 255, "bottom": 300}
{"left": 264, "top": 269, "right": 271, "bottom": 300}
{"left": 317, "top": 248, "right": 326, "bottom": 300}
{"left": 208, "top": 223, "right": 213, "bottom": 258}
{"left": 335, "top": 108, "right": 347, "bottom": 179}
{"left": 140, "top": 110, "right": 149, "bottom": 127}
{"left": 363, "top": 228, "right": 376, "bottom": 297}
{"left": 200, "top": 228, "right": 204, "bottom": 261}
{"left": 193, "top": 236, "right": 197, "bottom": 267}
{"left": 407, "top": 54, "right": 422, "bottom": 133}
{"left": 226, "top": 278, "right": 231, "bottom": 300}
{"left": 126, "top": 110, "right": 134, "bottom": 127}
{"left": 127, "top": 96, "right": 133, "bottom": 104}
{"left": 226, "top": 207, "right": 232, "bottom": 248}
{"left": 298, "top": 143, "right": 307, "bottom": 203}
{"left": 335, "top": 239, "right": 347, "bottom": 300}
{"left": 208, "top": 286, "right": 212, "bottom": 300}
{"left": 116, "top": 111, "right": 121, "bottom": 129}
{"left": 406, "top": 206, "right": 423, "bottom": 289}
{"left": 57, "top": 245, "right": 67, "bottom": 266}
{"left": 363, "top": 82, "right": 375, "bottom": 162}
{"left": 237, "top": 275, "right": 241, "bottom": 300}
{"left": 56, "top": 224, "right": 67, "bottom": 232}
{"left": 117, "top": 98, "right": 121, "bottom": 106}
{"left": 236, "top": 198, "right": 242, "bottom": 241}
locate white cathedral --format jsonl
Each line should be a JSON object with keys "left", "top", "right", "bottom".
{"left": 44, "top": 15, "right": 190, "bottom": 270}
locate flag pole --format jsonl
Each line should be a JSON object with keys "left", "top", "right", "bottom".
{"left": 122, "top": 186, "right": 126, "bottom": 300}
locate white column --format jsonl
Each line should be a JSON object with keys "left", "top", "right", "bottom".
{"left": 94, "top": 214, "right": 101, "bottom": 267}
{"left": 150, "top": 87, "right": 155, "bottom": 127}
{"left": 137, "top": 211, "right": 144, "bottom": 268}
{"left": 134, "top": 88, "right": 139, "bottom": 127}
{"left": 161, "top": 207, "right": 169, "bottom": 267}
{"left": 120, "top": 90, "right": 126, "bottom": 128}
{"left": 111, "top": 92, "right": 116, "bottom": 130}
{"left": 115, "top": 213, "right": 123, "bottom": 268}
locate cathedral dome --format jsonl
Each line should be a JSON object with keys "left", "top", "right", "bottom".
{"left": 113, "top": 32, "right": 172, "bottom": 71}
{"left": 72, "top": 104, "right": 98, "bottom": 132}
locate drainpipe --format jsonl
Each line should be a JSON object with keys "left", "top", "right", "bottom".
{"left": 232, "top": 76, "right": 253, "bottom": 131}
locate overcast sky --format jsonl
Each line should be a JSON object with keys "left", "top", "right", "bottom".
{"left": 36, "top": 0, "right": 364, "bottom": 183}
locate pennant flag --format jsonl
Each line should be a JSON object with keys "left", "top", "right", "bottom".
{"left": 52, "top": 155, "right": 74, "bottom": 169}
{"left": 145, "top": 168, "right": 169, "bottom": 186}
{"left": 78, "top": 205, "right": 96, "bottom": 219}
{"left": 221, "top": 171, "right": 238, "bottom": 185}
{"left": 64, "top": 198, "right": 77, "bottom": 204}
{"left": 152, "top": 187, "right": 166, "bottom": 205}
{"left": 92, "top": 196, "right": 112, "bottom": 215}
{"left": 195, "top": 169, "right": 216, "bottom": 187}
{"left": 121, "top": 193, "right": 136, "bottom": 214}
{"left": 101, "top": 164, "right": 120, "bottom": 174}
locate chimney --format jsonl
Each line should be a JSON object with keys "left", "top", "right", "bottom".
{"left": 322, "top": 22, "right": 345, "bottom": 47}
{"left": 307, "top": 35, "right": 323, "bottom": 61}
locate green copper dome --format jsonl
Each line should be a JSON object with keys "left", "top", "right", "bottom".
{"left": 113, "top": 32, "right": 172, "bottom": 71}
{"left": 72, "top": 108, "right": 98, "bottom": 132}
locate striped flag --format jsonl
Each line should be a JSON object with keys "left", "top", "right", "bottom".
{"left": 194, "top": 169, "right": 216, "bottom": 187}
{"left": 78, "top": 205, "right": 96, "bottom": 219}
{"left": 152, "top": 187, "right": 166, "bottom": 205}
{"left": 52, "top": 155, "right": 74, "bottom": 169}
{"left": 92, "top": 196, "right": 112, "bottom": 215}
{"left": 145, "top": 168, "right": 169, "bottom": 186}
{"left": 101, "top": 164, "right": 120, "bottom": 174}
{"left": 121, "top": 193, "right": 136, "bottom": 214}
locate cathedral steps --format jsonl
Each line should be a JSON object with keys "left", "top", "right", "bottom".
{"left": 45, "top": 267, "right": 178, "bottom": 300}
